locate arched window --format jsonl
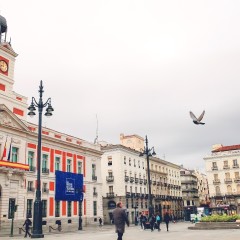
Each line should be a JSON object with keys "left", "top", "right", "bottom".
{"left": 215, "top": 186, "right": 221, "bottom": 195}
{"left": 227, "top": 185, "right": 232, "bottom": 194}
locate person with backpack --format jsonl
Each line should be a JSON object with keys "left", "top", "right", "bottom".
{"left": 156, "top": 213, "right": 161, "bottom": 231}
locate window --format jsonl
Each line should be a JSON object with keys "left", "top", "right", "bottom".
{"left": 125, "top": 185, "right": 127, "bottom": 192}
{"left": 55, "top": 201, "right": 60, "bottom": 217}
{"left": 233, "top": 159, "right": 238, "bottom": 167}
{"left": 108, "top": 171, "right": 113, "bottom": 177}
{"left": 67, "top": 201, "right": 72, "bottom": 217}
{"left": 130, "top": 186, "right": 132, "bottom": 193}
{"left": 224, "top": 160, "right": 228, "bottom": 167}
{"left": 27, "top": 199, "right": 33, "bottom": 218}
{"left": 42, "top": 154, "right": 48, "bottom": 173}
{"left": 124, "top": 156, "right": 126, "bottom": 164}
{"left": 134, "top": 159, "right": 136, "bottom": 167}
{"left": 129, "top": 158, "right": 131, "bottom": 166}
{"left": 135, "top": 187, "right": 137, "bottom": 193}
{"left": 67, "top": 159, "right": 72, "bottom": 172}
{"left": 11, "top": 147, "right": 19, "bottom": 163}
{"left": 215, "top": 186, "right": 221, "bottom": 195}
{"left": 27, "top": 181, "right": 34, "bottom": 191}
{"left": 108, "top": 157, "right": 112, "bottom": 166}
{"left": 214, "top": 174, "right": 218, "bottom": 180}
{"left": 28, "top": 151, "right": 34, "bottom": 171}
{"left": 42, "top": 200, "right": 47, "bottom": 217}
{"left": 42, "top": 183, "right": 48, "bottom": 193}
{"left": 78, "top": 161, "right": 82, "bottom": 174}
{"left": 109, "top": 186, "right": 113, "bottom": 193}
{"left": 92, "top": 164, "right": 96, "bottom": 178}
{"left": 55, "top": 156, "right": 61, "bottom": 171}
{"left": 225, "top": 172, "right": 230, "bottom": 179}
{"left": 93, "top": 201, "right": 97, "bottom": 216}
{"left": 93, "top": 187, "right": 97, "bottom": 195}
{"left": 212, "top": 162, "right": 217, "bottom": 169}
{"left": 8, "top": 198, "right": 16, "bottom": 219}
{"left": 235, "top": 172, "right": 239, "bottom": 179}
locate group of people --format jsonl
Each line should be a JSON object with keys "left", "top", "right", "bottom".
{"left": 139, "top": 211, "right": 170, "bottom": 231}
{"left": 112, "top": 201, "right": 171, "bottom": 240}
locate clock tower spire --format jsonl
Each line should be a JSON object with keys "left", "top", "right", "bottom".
{"left": 0, "top": 15, "right": 28, "bottom": 122}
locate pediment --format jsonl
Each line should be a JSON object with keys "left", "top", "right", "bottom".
{"left": 0, "top": 104, "right": 29, "bottom": 131}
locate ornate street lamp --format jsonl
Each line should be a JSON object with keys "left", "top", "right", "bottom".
{"left": 139, "top": 136, "right": 156, "bottom": 219}
{"left": 28, "top": 80, "right": 54, "bottom": 238}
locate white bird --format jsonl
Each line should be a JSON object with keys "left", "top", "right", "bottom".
{"left": 189, "top": 110, "right": 205, "bottom": 125}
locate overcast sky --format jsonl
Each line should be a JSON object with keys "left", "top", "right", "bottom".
{"left": 1, "top": 1, "right": 240, "bottom": 172}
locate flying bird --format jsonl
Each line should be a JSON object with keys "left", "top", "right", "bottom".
{"left": 189, "top": 110, "right": 205, "bottom": 125}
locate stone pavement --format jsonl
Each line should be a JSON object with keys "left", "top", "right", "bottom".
{"left": 1, "top": 222, "right": 240, "bottom": 240}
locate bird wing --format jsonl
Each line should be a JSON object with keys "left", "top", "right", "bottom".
{"left": 197, "top": 110, "right": 205, "bottom": 121}
{"left": 189, "top": 111, "right": 198, "bottom": 121}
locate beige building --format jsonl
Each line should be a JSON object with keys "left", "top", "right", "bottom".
{"left": 101, "top": 134, "right": 183, "bottom": 223}
{"left": 0, "top": 16, "right": 103, "bottom": 235}
{"left": 204, "top": 144, "right": 240, "bottom": 214}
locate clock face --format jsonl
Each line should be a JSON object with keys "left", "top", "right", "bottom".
{"left": 0, "top": 60, "right": 8, "bottom": 73}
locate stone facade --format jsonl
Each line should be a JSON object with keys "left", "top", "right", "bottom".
{"left": 204, "top": 144, "right": 240, "bottom": 214}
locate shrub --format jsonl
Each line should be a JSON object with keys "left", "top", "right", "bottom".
{"left": 201, "top": 214, "right": 240, "bottom": 222}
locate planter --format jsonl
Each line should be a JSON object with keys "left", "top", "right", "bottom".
{"left": 188, "top": 222, "right": 240, "bottom": 230}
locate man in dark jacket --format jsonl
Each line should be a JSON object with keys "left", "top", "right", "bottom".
{"left": 164, "top": 212, "right": 170, "bottom": 231}
{"left": 23, "top": 217, "right": 32, "bottom": 238}
{"left": 113, "top": 202, "right": 129, "bottom": 240}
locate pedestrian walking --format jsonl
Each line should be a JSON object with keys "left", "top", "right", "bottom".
{"left": 99, "top": 217, "right": 103, "bottom": 226}
{"left": 23, "top": 217, "right": 32, "bottom": 238}
{"left": 164, "top": 212, "right": 170, "bottom": 231}
{"left": 112, "top": 202, "right": 129, "bottom": 240}
{"left": 150, "top": 214, "right": 156, "bottom": 232}
{"left": 156, "top": 213, "right": 161, "bottom": 231}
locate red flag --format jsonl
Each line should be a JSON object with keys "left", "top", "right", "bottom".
{"left": 1, "top": 139, "right": 7, "bottom": 160}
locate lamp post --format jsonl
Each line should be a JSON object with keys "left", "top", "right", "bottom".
{"left": 139, "top": 136, "right": 156, "bottom": 219}
{"left": 28, "top": 80, "right": 54, "bottom": 238}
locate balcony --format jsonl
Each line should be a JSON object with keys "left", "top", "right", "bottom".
{"left": 213, "top": 179, "right": 220, "bottom": 184}
{"left": 224, "top": 178, "right": 232, "bottom": 183}
{"left": 139, "top": 179, "right": 143, "bottom": 184}
{"left": 42, "top": 168, "right": 49, "bottom": 174}
{"left": 92, "top": 175, "right": 97, "bottom": 181}
{"left": 211, "top": 166, "right": 218, "bottom": 171}
{"left": 106, "top": 176, "right": 114, "bottom": 182}
{"left": 106, "top": 192, "right": 115, "bottom": 198}
{"left": 130, "top": 177, "right": 134, "bottom": 183}
{"left": 140, "top": 193, "right": 145, "bottom": 199}
{"left": 27, "top": 187, "right": 35, "bottom": 192}
{"left": 126, "top": 192, "right": 131, "bottom": 198}
{"left": 125, "top": 176, "right": 129, "bottom": 182}
{"left": 233, "top": 164, "right": 239, "bottom": 169}
{"left": 135, "top": 178, "right": 139, "bottom": 184}
{"left": 223, "top": 165, "right": 230, "bottom": 169}
{"left": 42, "top": 188, "right": 49, "bottom": 194}
{"left": 29, "top": 166, "right": 36, "bottom": 172}
{"left": 234, "top": 178, "right": 240, "bottom": 183}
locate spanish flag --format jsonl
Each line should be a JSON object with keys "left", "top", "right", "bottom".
{"left": 1, "top": 139, "right": 7, "bottom": 160}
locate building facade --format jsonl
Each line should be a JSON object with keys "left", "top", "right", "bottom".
{"left": 204, "top": 144, "right": 240, "bottom": 214}
{"left": 0, "top": 16, "right": 103, "bottom": 234}
{"left": 101, "top": 134, "right": 183, "bottom": 224}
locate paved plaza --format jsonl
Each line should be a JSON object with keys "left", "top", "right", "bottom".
{"left": 1, "top": 222, "right": 240, "bottom": 240}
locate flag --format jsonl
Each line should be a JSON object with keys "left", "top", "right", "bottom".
{"left": 1, "top": 138, "right": 7, "bottom": 160}
{"left": 7, "top": 138, "right": 12, "bottom": 161}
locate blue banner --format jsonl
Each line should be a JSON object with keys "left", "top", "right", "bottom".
{"left": 55, "top": 170, "right": 84, "bottom": 201}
